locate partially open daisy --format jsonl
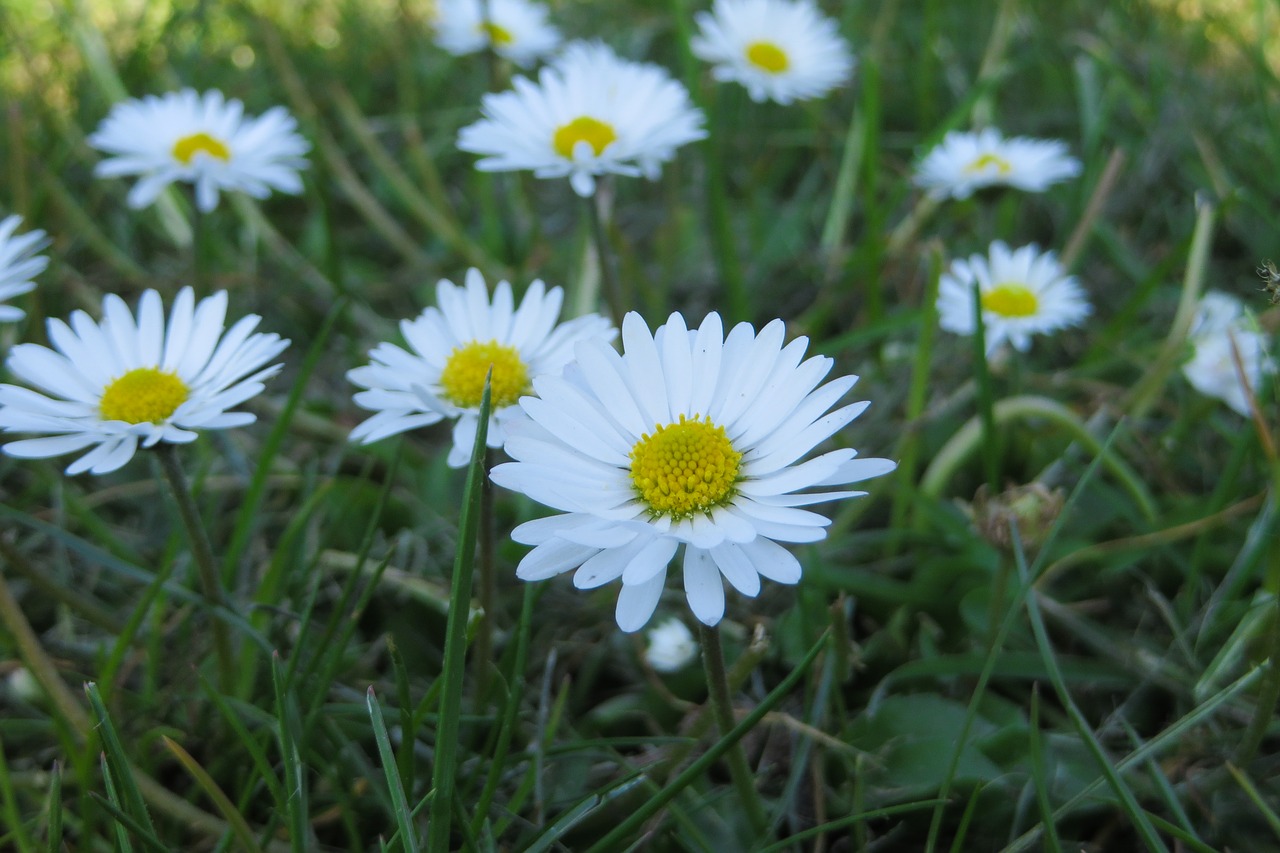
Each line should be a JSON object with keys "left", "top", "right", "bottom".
{"left": 690, "top": 0, "right": 854, "bottom": 105}
{"left": 434, "top": 0, "right": 560, "bottom": 67}
{"left": 914, "top": 128, "right": 1081, "bottom": 200}
{"left": 490, "top": 311, "right": 896, "bottom": 631}
{"left": 1182, "top": 291, "right": 1275, "bottom": 416}
{"left": 456, "top": 41, "right": 707, "bottom": 197}
{"left": 0, "top": 215, "right": 50, "bottom": 323}
{"left": 0, "top": 288, "right": 288, "bottom": 475}
{"left": 89, "top": 89, "right": 310, "bottom": 213}
{"left": 937, "top": 241, "right": 1090, "bottom": 355}
{"left": 348, "top": 268, "right": 615, "bottom": 467}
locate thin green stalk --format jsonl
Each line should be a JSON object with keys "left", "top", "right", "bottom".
{"left": 697, "top": 622, "right": 769, "bottom": 839}
{"left": 474, "top": 449, "right": 497, "bottom": 701}
{"left": 584, "top": 193, "right": 624, "bottom": 327}
{"left": 972, "top": 282, "right": 1000, "bottom": 492}
{"left": 704, "top": 90, "right": 749, "bottom": 324}
{"left": 427, "top": 375, "right": 493, "bottom": 852}
{"left": 156, "top": 444, "right": 234, "bottom": 694}
{"left": 367, "top": 689, "right": 421, "bottom": 852}
{"left": 1234, "top": 597, "right": 1280, "bottom": 764}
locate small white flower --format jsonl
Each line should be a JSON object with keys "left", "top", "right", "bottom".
{"left": 914, "top": 128, "right": 1081, "bottom": 200}
{"left": 490, "top": 311, "right": 896, "bottom": 632}
{"left": 937, "top": 241, "right": 1090, "bottom": 354}
{"left": 434, "top": 0, "right": 561, "bottom": 67}
{"left": 0, "top": 288, "right": 289, "bottom": 475}
{"left": 645, "top": 617, "right": 698, "bottom": 672}
{"left": 88, "top": 89, "right": 310, "bottom": 213}
{"left": 691, "top": 0, "right": 854, "bottom": 105}
{"left": 348, "top": 268, "right": 615, "bottom": 467}
{"left": 0, "top": 215, "right": 50, "bottom": 323}
{"left": 457, "top": 41, "right": 707, "bottom": 197}
{"left": 1182, "top": 291, "right": 1275, "bottom": 416}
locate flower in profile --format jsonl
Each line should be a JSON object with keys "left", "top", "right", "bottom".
{"left": 914, "top": 128, "right": 1081, "bottom": 200}
{"left": 348, "top": 268, "right": 615, "bottom": 467}
{"left": 88, "top": 89, "right": 310, "bottom": 213}
{"left": 434, "top": 0, "right": 560, "bottom": 67}
{"left": 690, "top": 0, "right": 854, "bottom": 105}
{"left": 490, "top": 311, "right": 896, "bottom": 632}
{"left": 1182, "top": 291, "right": 1275, "bottom": 416}
{"left": 644, "top": 616, "right": 698, "bottom": 672}
{"left": 0, "top": 288, "right": 288, "bottom": 475}
{"left": 456, "top": 41, "right": 707, "bottom": 197}
{"left": 0, "top": 215, "right": 50, "bottom": 323}
{"left": 937, "top": 241, "right": 1090, "bottom": 354}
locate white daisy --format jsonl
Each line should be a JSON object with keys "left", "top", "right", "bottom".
{"left": 644, "top": 616, "right": 699, "bottom": 672}
{"left": 88, "top": 89, "right": 310, "bottom": 213}
{"left": 0, "top": 288, "right": 288, "bottom": 475}
{"left": 0, "top": 215, "right": 50, "bottom": 323}
{"left": 490, "top": 311, "right": 896, "bottom": 632}
{"left": 914, "top": 128, "right": 1081, "bottom": 200}
{"left": 937, "top": 241, "right": 1091, "bottom": 354}
{"left": 434, "top": 0, "right": 561, "bottom": 67}
{"left": 1182, "top": 291, "right": 1274, "bottom": 417}
{"left": 690, "top": 0, "right": 854, "bottom": 105}
{"left": 456, "top": 41, "right": 707, "bottom": 197}
{"left": 348, "top": 268, "right": 616, "bottom": 467}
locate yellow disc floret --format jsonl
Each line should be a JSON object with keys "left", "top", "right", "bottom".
{"left": 479, "top": 21, "right": 514, "bottom": 45}
{"left": 981, "top": 283, "right": 1040, "bottom": 318}
{"left": 629, "top": 414, "right": 742, "bottom": 520}
{"left": 99, "top": 368, "right": 190, "bottom": 424}
{"left": 964, "top": 152, "right": 1013, "bottom": 175}
{"left": 439, "top": 340, "right": 530, "bottom": 409}
{"left": 552, "top": 116, "right": 618, "bottom": 159}
{"left": 745, "top": 41, "right": 790, "bottom": 74}
{"left": 172, "top": 132, "right": 231, "bottom": 165}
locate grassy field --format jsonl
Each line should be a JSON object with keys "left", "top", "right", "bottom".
{"left": 2, "top": 0, "right": 1280, "bottom": 850}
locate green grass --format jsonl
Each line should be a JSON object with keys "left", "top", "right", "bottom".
{"left": 2, "top": 0, "right": 1280, "bottom": 849}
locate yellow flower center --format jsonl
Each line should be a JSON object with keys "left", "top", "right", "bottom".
{"left": 479, "top": 21, "right": 514, "bottom": 45}
{"left": 552, "top": 116, "right": 617, "bottom": 159}
{"left": 99, "top": 368, "right": 190, "bottom": 424}
{"left": 439, "top": 340, "right": 530, "bottom": 409}
{"left": 964, "top": 152, "right": 1013, "bottom": 175}
{"left": 171, "top": 132, "right": 232, "bottom": 165}
{"left": 629, "top": 415, "right": 742, "bottom": 520}
{"left": 745, "top": 41, "right": 790, "bottom": 74}
{"left": 981, "top": 283, "right": 1040, "bottom": 318}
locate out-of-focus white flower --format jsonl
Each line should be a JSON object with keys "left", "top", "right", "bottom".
{"left": 644, "top": 617, "right": 698, "bottom": 672}
{"left": 0, "top": 215, "right": 49, "bottom": 323}
{"left": 914, "top": 128, "right": 1081, "bottom": 200}
{"left": 1182, "top": 291, "right": 1274, "bottom": 416}
{"left": 88, "top": 89, "right": 310, "bottom": 212}
{"left": 690, "top": 0, "right": 854, "bottom": 105}
{"left": 457, "top": 41, "right": 706, "bottom": 197}
{"left": 937, "top": 241, "right": 1091, "bottom": 354}
{"left": 434, "top": 0, "right": 560, "bottom": 66}
{"left": 348, "top": 268, "right": 615, "bottom": 467}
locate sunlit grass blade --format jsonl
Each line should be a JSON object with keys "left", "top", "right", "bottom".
{"left": 160, "top": 736, "right": 264, "bottom": 853}
{"left": 367, "top": 687, "right": 421, "bottom": 852}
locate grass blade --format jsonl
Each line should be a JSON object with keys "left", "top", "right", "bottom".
{"left": 367, "top": 687, "right": 421, "bottom": 852}
{"left": 84, "top": 683, "right": 155, "bottom": 838}
{"left": 160, "top": 736, "right": 264, "bottom": 853}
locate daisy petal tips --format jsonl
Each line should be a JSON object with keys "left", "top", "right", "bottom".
{"left": 88, "top": 88, "right": 310, "bottom": 213}
{"left": 347, "top": 268, "right": 616, "bottom": 467}
{"left": 0, "top": 215, "right": 50, "bottom": 324}
{"left": 490, "top": 311, "right": 896, "bottom": 632}
{"left": 937, "top": 241, "right": 1091, "bottom": 355}
{"left": 914, "top": 128, "right": 1081, "bottom": 200}
{"left": 434, "top": 0, "right": 561, "bottom": 67}
{"left": 456, "top": 41, "right": 707, "bottom": 197}
{"left": 691, "top": 0, "right": 854, "bottom": 105}
{"left": 0, "top": 287, "right": 289, "bottom": 475}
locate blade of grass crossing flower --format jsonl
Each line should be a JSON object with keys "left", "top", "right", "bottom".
{"left": 84, "top": 683, "right": 155, "bottom": 839}
{"left": 428, "top": 373, "right": 493, "bottom": 852}
{"left": 160, "top": 736, "right": 264, "bottom": 853}
{"left": 45, "top": 762, "right": 62, "bottom": 853}
{"left": 271, "top": 651, "right": 312, "bottom": 853}
{"left": 0, "top": 737, "right": 36, "bottom": 853}
{"left": 971, "top": 281, "right": 1000, "bottom": 491}
{"left": 1027, "top": 686, "right": 1063, "bottom": 853}
{"left": 584, "top": 630, "right": 830, "bottom": 853}
{"left": 367, "top": 688, "right": 422, "bottom": 852}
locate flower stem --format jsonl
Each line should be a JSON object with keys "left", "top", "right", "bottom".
{"left": 583, "top": 192, "right": 624, "bottom": 327}
{"left": 697, "top": 622, "right": 769, "bottom": 838}
{"left": 156, "top": 444, "right": 234, "bottom": 694}
{"left": 473, "top": 449, "right": 497, "bottom": 701}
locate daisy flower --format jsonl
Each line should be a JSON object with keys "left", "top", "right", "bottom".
{"left": 433, "top": 0, "right": 560, "bottom": 67}
{"left": 456, "top": 41, "right": 707, "bottom": 197}
{"left": 690, "top": 0, "right": 854, "bottom": 105}
{"left": 914, "top": 128, "right": 1081, "bottom": 200}
{"left": 644, "top": 616, "right": 698, "bottom": 672}
{"left": 0, "top": 215, "right": 50, "bottom": 323}
{"left": 0, "top": 288, "right": 289, "bottom": 475}
{"left": 88, "top": 89, "right": 310, "bottom": 213}
{"left": 490, "top": 311, "right": 896, "bottom": 632}
{"left": 348, "top": 268, "right": 615, "bottom": 467}
{"left": 1182, "top": 291, "right": 1274, "bottom": 416}
{"left": 937, "top": 241, "right": 1090, "bottom": 354}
